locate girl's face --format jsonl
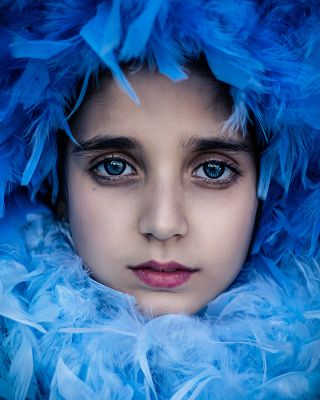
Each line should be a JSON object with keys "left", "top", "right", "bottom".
{"left": 65, "top": 69, "right": 258, "bottom": 317}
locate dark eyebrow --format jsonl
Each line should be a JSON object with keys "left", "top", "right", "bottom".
{"left": 180, "top": 135, "right": 253, "bottom": 154}
{"left": 72, "top": 134, "right": 253, "bottom": 155}
{"left": 72, "top": 135, "right": 143, "bottom": 154}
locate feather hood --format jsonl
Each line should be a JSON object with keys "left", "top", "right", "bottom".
{"left": 0, "top": 0, "right": 320, "bottom": 398}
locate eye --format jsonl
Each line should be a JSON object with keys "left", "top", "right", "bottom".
{"left": 192, "top": 159, "right": 241, "bottom": 187}
{"left": 92, "top": 156, "right": 136, "bottom": 181}
{"left": 194, "top": 160, "right": 230, "bottom": 179}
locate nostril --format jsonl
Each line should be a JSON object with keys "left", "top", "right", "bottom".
{"left": 142, "top": 232, "right": 184, "bottom": 242}
{"left": 143, "top": 233, "right": 152, "bottom": 241}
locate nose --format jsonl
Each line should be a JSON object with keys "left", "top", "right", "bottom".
{"left": 138, "top": 179, "right": 188, "bottom": 241}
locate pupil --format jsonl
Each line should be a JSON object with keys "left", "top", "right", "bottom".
{"left": 204, "top": 162, "right": 224, "bottom": 179}
{"left": 105, "top": 159, "right": 125, "bottom": 175}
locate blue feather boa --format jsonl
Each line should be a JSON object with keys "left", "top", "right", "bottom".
{"left": 0, "top": 198, "right": 319, "bottom": 399}
{"left": 1, "top": 0, "right": 320, "bottom": 398}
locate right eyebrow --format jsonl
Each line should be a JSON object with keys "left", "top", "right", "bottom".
{"left": 72, "top": 135, "right": 143, "bottom": 155}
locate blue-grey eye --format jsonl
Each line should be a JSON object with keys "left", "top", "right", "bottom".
{"left": 95, "top": 158, "right": 134, "bottom": 177}
{"left": 104, "top": 159, "right": 125, "bottom": 175}
{"left": 204, "top": 161, "right": 224, "bottom": 178}
{"left": 194, "top": 161, "right": 232, "bottom": 180}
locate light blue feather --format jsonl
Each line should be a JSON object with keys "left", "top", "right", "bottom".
{"left": 0, "top": 210, "right": 318, "bottom": 398}
{"left": 8, "top": 331, "right": 33, "bottom": 400}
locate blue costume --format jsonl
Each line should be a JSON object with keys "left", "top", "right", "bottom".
{"left": 0, "top": 1, "right": 319, "bottom": 398}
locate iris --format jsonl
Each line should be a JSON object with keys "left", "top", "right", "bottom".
{"left": 204, "top": 162, "right": 224, "bottom": 179}
{"left": 104, "top": 159, "right": 126, "bottom": 175}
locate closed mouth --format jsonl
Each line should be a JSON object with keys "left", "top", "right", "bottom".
{"left": 129, "top": 262, "right": 199, "bottom": 288}
{"left": 129, "top": 259, "right": 199, "bottom": 272}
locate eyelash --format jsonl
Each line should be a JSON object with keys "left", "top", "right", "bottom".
{"left": 89, "top": 154, "right": 242, "bottom": 188}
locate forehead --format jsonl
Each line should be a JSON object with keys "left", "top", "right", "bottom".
{"left": 70, "top": 68, "right": 248, "bottom": 150}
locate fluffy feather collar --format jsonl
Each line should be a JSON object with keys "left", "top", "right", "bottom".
{"left": 0, "top": 206, "right": 319, "bottom": 399}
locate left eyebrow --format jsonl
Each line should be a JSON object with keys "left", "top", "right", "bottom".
{"left": 72, "top": 135, "right": 143, "bottom": 155}
{"left": 180, "top": 135, "right": 254, "bottom": 155}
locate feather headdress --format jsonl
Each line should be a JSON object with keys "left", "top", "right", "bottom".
{"left": 0, "top": 0, "right": 319, "bottom": 398}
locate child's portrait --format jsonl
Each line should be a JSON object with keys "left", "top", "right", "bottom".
{"left": 0, "top": 1, "right": 319, "bottom": 399}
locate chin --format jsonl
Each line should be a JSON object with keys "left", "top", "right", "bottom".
{"left": 134, "top": 292, "right": 203, "bottom": 317}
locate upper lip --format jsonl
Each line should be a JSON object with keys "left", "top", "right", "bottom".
{"left": 129, "top": 260, "right": 199, "bottom": 272}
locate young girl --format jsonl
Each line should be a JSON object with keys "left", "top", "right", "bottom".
{"left": 0, "top": 1, "right": 319, "bottom": 399}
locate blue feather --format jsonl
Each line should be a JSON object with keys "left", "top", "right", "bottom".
{"left": 9, "top": 60, "right": 49, "bottom": 110}
{"left": 120, "top": 0, "right": 163, "bottom": 60}
{"left": 8, "top": 331, "right": 33, "bottom": 400}
{"left": 9, "top": 37, "right": 71, "bottom": 60}
{"left": 52, "top": 356, "right": 97, "bottom": 399}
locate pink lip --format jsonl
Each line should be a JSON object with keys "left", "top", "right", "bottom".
{"left": 131, "top": 260, "right": 198, "bottom": 272}
{"left": 129, "top": 260, "right": 199, "bottom": 288}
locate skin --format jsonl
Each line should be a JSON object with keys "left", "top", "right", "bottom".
{"left": 64, "top": 68, "right": 259, "bottom": 317}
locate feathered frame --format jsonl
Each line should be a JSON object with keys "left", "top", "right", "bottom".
{"left": 0, "top": 0, "right": 320, "bottom": 399}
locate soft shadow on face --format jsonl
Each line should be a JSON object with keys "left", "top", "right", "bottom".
{"left": 63, "top": 67, "right": 259, "bottom": 317}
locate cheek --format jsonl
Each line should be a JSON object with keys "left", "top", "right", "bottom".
{"left": 192, "top": 183, "right": 258, "bottom": 269}
{"left": 66, "top": 169, "right": 136, "bottom": 264}
{"left": 187, "top": 186, "right": 257, "bottom": 300}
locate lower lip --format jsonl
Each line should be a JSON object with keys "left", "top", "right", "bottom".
{"left": 132, "top": 268, "right": 194, "bottom": 288}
